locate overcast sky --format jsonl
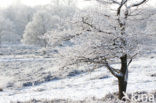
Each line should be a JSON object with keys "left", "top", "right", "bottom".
{"left": 0, "top": 0, "right": 155, "bottom": 9}
{"left": 0, "top": 0, "right": 96, "bottom": 9}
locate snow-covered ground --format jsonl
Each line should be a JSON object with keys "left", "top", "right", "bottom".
{"left": 0, "top": 42, "right": 155, "bottom": 103}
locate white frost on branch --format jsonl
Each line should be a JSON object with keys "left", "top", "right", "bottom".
{"left": 45, "top": 0, "right": 151, "bottom": 79}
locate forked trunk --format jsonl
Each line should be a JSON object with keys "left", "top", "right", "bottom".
{"left": 118, "top": 54, "right": 128, "bottom": 100}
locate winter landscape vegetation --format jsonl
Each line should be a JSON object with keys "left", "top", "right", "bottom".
{"left": 0, "top": 0, "right": 156, "bottom": 103}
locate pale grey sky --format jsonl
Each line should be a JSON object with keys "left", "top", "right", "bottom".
{"left": 0, "top": 0, "right": 155, "bottom": 9}
{"left": 0, "top": 0, "right": 96, "bottom": 9}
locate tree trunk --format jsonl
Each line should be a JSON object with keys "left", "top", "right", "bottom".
{"left": 118, "top": 54, "right": 128, "bottom": 100}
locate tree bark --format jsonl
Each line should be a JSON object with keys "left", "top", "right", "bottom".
{"left": 118, "top": 54, "right": 128, "bottom": 100}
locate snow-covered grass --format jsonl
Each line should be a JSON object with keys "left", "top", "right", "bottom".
{"left": 0, "top": 43, "right": 155, "bottom": 103}
{"left": 10, "top": 91, "right": 156, "bottom": 103}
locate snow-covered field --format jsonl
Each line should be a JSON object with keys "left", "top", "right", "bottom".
{"left": 0, "top": 41, "right": 156, "bottom": 103}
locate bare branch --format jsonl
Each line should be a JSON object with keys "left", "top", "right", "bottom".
{"left": 128, "top": 0, "right": 148, "bottom": 8}
{"left": 104, "top": 59, "right": 123, "bottom": 78}
{"left": 78, "top": 56, "right": 105, "bottom": 64}
{"left": 96, "top": 0, "right": 120, "bottom": 5}
{"left": 82, "top": 17, "right": 113, "bottom": 34}
{"left": 128, "top": 53, "right": 138, "bottom": 66}
{"left": 78, "top": 56, "right": 123, "bottom": 78}
{"left": 117, "top": 0, "right": 128, "bottom": 16}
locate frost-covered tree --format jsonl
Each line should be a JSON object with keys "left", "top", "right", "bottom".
{"left": 49, "top": 0, "right": 152, "bottom": 100}
{"left": 1, "top": 5, "right": 34, "bottom": 44}
{"left": 22, "top": 9, "right": 61, "bottom": 47}
{"left": 23, "top": 5, "right": 76, "bottom": 47}
{"left": 0, "top": 15, "right": 16, "bottom": 45}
